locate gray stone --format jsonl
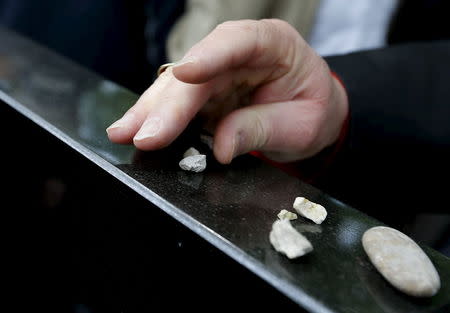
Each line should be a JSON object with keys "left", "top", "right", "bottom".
{"left": 277, "top": 209, "right": 298, "bottom": 221}
{"left": 270, "top": 219, "right": 313, "bottom": 259}
{"left": 362, "top": 226, "right": 441, "bottom": 297}
{"left": 179, "top": 154, "right": 207, "bottom": 172}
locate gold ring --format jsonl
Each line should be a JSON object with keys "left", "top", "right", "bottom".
{"left": 157, "top": 62, "right": 176, "bottom": 77}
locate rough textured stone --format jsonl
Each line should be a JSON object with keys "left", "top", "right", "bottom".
{"left": 270, "top": 219, "right": 313, "bottom": 259}
{"left": 293, "top": 197, "right": 327, "bottom": 224}
{"left": 183, "top": 147, "right": 200, "bottom": 158}
{"left": 179, "top": 154, "right": 207, "bottom": 173}
{"left": 362, "top": 226, "right": 441, "bottom": 297}
{"left": 277, "top": 209, "right": 298, "bottom": 221}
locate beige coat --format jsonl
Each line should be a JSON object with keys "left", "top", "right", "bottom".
{"left": 167, "top": 0, "right": 320, "bottom": 62}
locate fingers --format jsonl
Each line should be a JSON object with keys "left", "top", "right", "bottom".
{"left": 214, "top": 100, "right": 328, "bottom": 164}
{"left": 107, "top": 18, "right": 299, "bottom": 151}
{"left": 172, "top": 19, "right": 299, "bottom": 85}
{"left": 107, "top": 68, "right": 212, "bottom": 149}
{"left": 106, "top": 18, "right": 341, "bottom": 164}
{"left": 214, "top": 72, "right": 350, "bottom": 164}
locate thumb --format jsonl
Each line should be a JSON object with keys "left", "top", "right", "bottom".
{"left": 213, "top": 104, "right": 274, "bottom": 164}
{"left": 213, "top": 100, "right": 333, "bottom": 164}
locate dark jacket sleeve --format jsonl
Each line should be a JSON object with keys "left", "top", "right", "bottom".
{"left": 321, "top": 41, "right": 450, "bottom": 217}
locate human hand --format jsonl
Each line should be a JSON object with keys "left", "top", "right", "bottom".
{"left": 106, "top": 19, "right": 348, "bottom": 164}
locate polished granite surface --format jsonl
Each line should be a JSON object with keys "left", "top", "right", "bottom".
{"left": 1, "top": 28, "right": 449, "bottom": 312}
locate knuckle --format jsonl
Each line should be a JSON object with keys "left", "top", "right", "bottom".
{"left": 260, "top": 18, "right": 297, "bottom": 36}
{"left": 261, "top": 18, "right": 288, "bottom": 29}
{"left": 215, "top": 19, "right": 258, "bottom": 34}
{"left": 215, "top": 20, "right": 233, "bottom": 30}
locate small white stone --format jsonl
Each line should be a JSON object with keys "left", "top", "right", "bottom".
{"left": 270, "top": 219, "right": 313, "bottom": 259}
{"left": 362, "top": 226, "right": 441, "bottom": 297}
{"left": 293, "top": 197, "right": 327, "bottom": 224}
{"left": 277, "top": 209, "right": 298, "bottom": 221}
{"left": 183, "top": 147, "right": 200, "bottom": 158}
{"left": 179, "top": 155, "right": 207, "bottom": 172}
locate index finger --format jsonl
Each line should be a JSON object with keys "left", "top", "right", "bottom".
{"left": 172, "top": 19, "right": 300, "bottom": 84}
{"left": 106, "top": 67, "right": 212, "bottom": 150}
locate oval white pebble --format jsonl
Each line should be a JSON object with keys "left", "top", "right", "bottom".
{"left": 362, "top": 226, "right": 441, "bottom": 297}
{"left": 270, "top": 219, "right": 313, "bottom": 259}
{"left": 179, "top": 154, "right": 207, "bottom": 172}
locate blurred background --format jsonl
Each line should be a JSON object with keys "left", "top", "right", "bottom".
{"left": 1, "top": 0, "right": 448, "bottom": 94}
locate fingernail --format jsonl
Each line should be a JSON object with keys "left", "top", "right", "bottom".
{"left": 133, "top": 117, "right": 162, "bottom": 141}
{"left": 106, "top": 114, "right": 134, "bottom": 132}
{"left": 172, "top": 56, "right": 197, "bottom": 69}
